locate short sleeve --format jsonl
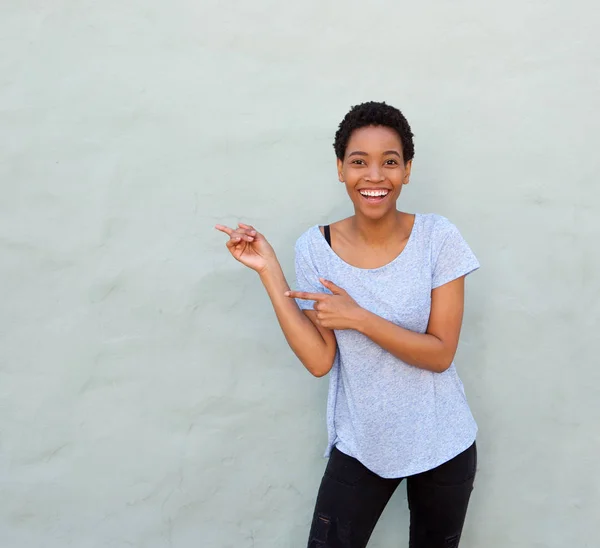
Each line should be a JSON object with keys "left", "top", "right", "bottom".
{"left": 294, "top": 233, "right": 328, "bottom": 311}
{"left": 431, "top": 220, "right": 480, "bottom": 289}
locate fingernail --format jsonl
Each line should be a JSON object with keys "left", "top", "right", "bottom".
{"left": 284, "top": 291, "right": 290, "bottom": 296}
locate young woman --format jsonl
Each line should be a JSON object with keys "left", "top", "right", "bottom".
{"left": 215, "top": 101, "right": 480, "bottom": 548}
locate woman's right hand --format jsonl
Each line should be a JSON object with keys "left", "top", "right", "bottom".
{"left": 214, "top": 222, "right": 277, "bottom": 274}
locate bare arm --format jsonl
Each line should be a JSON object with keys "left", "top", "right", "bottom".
{"left": 215, "top": 222, "right": 336, "bottom": 377}
{"left": 260, "top": 265, "right": 336, "bottom": 377}
{"left": 354, "top": 277, "right": 466, "bottom": 372}
{"left": 287, "top": 276, "right": 466, "bottom": 374}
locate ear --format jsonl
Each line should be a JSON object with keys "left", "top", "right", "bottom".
{"left": 403, "top": 159, "right": 413, "bottom": 185}
{"left": 337, "top": 158, "right": 344, "bottom": 182}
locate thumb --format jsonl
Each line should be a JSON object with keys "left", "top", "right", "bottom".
{"left": 320, "top": 278, "right": 345, "bottom": 295}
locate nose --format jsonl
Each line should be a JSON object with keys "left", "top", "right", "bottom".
{"left": 365, "top": 165, "right": 384, "bottom": 183}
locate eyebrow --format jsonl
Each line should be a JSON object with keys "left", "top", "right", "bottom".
{"left": 347, "top": 150, "right": 402, "bottom": 158}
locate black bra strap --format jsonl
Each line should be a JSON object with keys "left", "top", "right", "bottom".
{"left": 323, "top": 225, "right": 331, "bottom": 247}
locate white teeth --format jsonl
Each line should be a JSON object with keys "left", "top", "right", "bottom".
{"left": 360, "top": 190, "right": 389, "bottom": 197}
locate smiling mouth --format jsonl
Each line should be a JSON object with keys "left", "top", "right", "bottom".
{"left": 358, "top": 189, "right": 390, "bottom": 203}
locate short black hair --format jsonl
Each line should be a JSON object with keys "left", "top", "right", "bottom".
{"left": 333, "top": 101, "right": 414, "bottom": 163}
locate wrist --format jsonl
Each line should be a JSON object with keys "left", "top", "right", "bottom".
{"left": 351, "top": 306, "right": 372, "bottom": 333}
{"left": 258, "top": 259, "right": 284, "bottom": 283}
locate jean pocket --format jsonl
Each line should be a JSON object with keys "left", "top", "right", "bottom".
{"left": 427, "top": 442, "right": 477, "bottom": 487}
{"left": 324, "top": 447, "right": 370, "bottom": 486}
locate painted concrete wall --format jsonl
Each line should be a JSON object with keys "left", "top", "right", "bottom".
{"left": 1, "top": 2, "right": 598, "bottom": 547}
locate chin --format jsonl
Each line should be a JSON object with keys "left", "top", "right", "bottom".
{"left": 357, "top": 207, "right": 394, "bottom": 220}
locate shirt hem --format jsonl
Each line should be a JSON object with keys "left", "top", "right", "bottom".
{"left": 324, "top": 431, "right": 478, "bottom": 479}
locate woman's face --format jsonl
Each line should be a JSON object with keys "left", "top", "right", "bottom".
{"left": 337, "top": 125, "right": 412, "bottom": 220}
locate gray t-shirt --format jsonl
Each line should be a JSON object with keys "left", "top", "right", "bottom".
{"left": 294, "top": 213, "right": 480, "bottom": 478}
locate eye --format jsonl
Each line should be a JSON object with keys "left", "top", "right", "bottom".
{"left": 385, "top": 159, "right": 398, "bottom": 165}
{"left": 351, "top": 159, "right": 366, "bottom": 165}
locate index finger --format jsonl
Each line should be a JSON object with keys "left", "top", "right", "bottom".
{"left": 215, "top": 224, "right": 234, "bottom": 236}
{"left": 284, "top": 291, "right": 327, "bottom": 301}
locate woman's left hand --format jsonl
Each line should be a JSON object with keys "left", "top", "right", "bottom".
{"left": 285, "top": 279, "right": 365, "bottom": 330}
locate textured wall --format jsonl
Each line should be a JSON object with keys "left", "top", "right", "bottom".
{"left": 1, "top": 1, "right": 598, "bottom": 547}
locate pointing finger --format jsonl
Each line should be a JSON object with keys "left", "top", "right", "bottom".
{"left": 216, "top": 225, "right": 256, "bottom": 240}
{"left": 229, "top": 228, "right": 255, "bottom": 242}
{"left": 284, "top": 291, "right": 328, "bottom": 301}
{"left": 215, "top": 224, "right": 234, "bottom": 236}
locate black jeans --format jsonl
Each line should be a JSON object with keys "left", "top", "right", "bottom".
{"left": 307, "top": 442, "right": 477, "bottom": 548}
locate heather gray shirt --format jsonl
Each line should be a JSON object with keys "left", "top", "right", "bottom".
{"left": 294, "top": 213, "right": 480, "bottom": 478}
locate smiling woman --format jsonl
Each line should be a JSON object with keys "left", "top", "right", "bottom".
{"left": 341, "top": 126, "right": 411, "bottom": 208}
{"left": 216, "top": 101, "right": 480, "bottom": 548}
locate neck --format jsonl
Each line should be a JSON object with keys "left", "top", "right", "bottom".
{"left": 350, "top": 209, "right": 409, "bottom": 246}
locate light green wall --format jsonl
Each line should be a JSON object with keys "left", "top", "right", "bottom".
{"left": 1, "top": 2, "right": 598, "bottom": 547}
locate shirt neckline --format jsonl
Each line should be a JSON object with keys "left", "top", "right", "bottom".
{"left": 315, "top": 213, "right": 420, "bottom": 272}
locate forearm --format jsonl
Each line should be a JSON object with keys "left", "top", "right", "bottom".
{"left": 354, "top": 309, "right": 455, "bottom": 373}
{"left": 259, "top": 262, "right": 334, "bottom": 376}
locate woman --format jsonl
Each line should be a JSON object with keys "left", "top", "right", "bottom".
{"left": 215, "top": 101, "right": 480, "bottom": 548}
